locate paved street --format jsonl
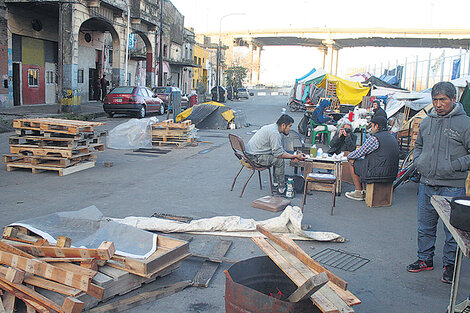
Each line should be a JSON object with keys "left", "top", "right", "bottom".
{"left": 1, "top": 95, "right": 469, "bottom": 312}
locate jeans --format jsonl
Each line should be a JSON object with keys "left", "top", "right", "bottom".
{"left": 417, "top": 183, "right": 465, "bottom": 266}
{"left": 248, "top": 154, "right": 285, "bottom": 186}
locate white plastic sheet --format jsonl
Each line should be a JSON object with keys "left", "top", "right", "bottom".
{"left": 112, "top": 206, "right": 344, "bottom": 242}
{"left": 107, "top": 117, "right": 158, "bottom": 149}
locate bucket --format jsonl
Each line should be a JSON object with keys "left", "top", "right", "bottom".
{"left": 225, "top": 256, "right": 318, "bottom": 313}
{"left": 450, "top": 196, "right": 470, "bottom": 232}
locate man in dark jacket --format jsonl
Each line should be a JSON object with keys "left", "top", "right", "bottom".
{"left": 372, "top": 99, "right": 387, "bottom": 119}
{"left": 345, "top": 115, "right": 399, "bottom": 201}
{"left": 407, "top": 82, "right": 470, "bottom": 284}
{"left": 100, "top": 75, "right": 109, "bottom": 101}
{"left": 327, "top": 121, "right": 357, "bottom": 155}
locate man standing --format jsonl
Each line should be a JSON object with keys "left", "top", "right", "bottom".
{"left": 100, "top": 74, "right": 109, "bottom": 101}
{"left": 345, "top": 116, "right": 399, "bottom": 201}
{"left": 246, "top": 114, "right": 306, "bottom": 195}
{"left": 407, "top": 82, "right": 470, "bottom": 284}
{"left": 327, "top": 121, "right": 357, "bottom": 155}
{"left": 372, "top": 99, "right": 387, "bottom": 119}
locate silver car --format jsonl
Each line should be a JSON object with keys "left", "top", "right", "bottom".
{"left": 237, "top": 88, "right": 250, "bottom": 99}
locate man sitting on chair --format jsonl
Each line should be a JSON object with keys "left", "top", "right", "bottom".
{"left": 345, "top": 116, "right": 399, "bottom": 201}
{"left": 312, "top": 98, "right": 337, "bottom": 139}
{"left": 246, "top": 114, "right": 307, "bottom": 195}
{"left": 327, "top": 121, "right": 357, "bottom": 155}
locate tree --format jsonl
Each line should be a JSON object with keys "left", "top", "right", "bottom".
{"left": 224, "top": 66, "right": 248, "bottom": 89}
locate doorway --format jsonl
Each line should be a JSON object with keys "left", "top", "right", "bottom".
{"left": 12, "top": 63, "right": 21, "bottom": 106}
{"left": 89, "top": 68, "right": 98, "bottom": 100}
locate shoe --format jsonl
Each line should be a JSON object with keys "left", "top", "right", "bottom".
{"left": 441, "top": 264, "right": 454, "bottom": 284}
{"left": 406, "top": 259, "right": 433, "bottom": 272}
{"left": 345, "top": 190, "right": 365, "bottom": 201}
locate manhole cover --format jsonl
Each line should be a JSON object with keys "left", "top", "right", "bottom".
{"left": 311, "top": 248, "right": 370, "bottom": 272}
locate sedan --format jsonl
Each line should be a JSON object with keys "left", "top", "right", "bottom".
{"left": 103, "top": 86, "right": 165, "bottom": 118}
{"left": 237, "top": 88, "right": 250, "bottom": 99}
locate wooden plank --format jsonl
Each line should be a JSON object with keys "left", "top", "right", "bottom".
{"left": 0, "top": 250, "right": 92, "bottom": 294}
{"left": 23, "top": 298, "right": 49, "bottom": 313}
{"left": 256, "top": 225, "right": 348, "bottom": 290}
{"left": 5, "top": 268, "right": 24, "bottom": 284}
{"left": 252, "top": 237, "right": 338, "bottom": 313}
{"left": 2, "top": 292, "right": 15, "bottom": 313}
{"left": 267, "top": 239, "right": 354, "bottom": 313}
{"left": 0, "top": 296, "right": 5, "bottom": 313}
{"left": 192, "top": 240, "right": 232, "bottom": 288}
{"left": 25, "top": 284, "right": 36, "bottom": 313}
{"left": 0, "top": 276, "right": 64, "bottom": 312}
{"left": 0, "top": 241, "right": 35, "bottom": 259}
{"left": 287, "top": 272, "right": 329, "bottom": 302}
{"left": 87, "top": 280, "right": 192, "bottom": 313}
{"left": 53, "top": 263, "right": 98, "bottom": 278}
{"left": 62, "top": 297, "right": 84, "bottom": 313}
{"left": 12, "top": 241, "right": 115, "bottom": 260}
{"left": 56, "top": 236, "right": 72, "bottom": 248}
{"left": 38, "top": 257, "right": 94, "bottom": 263}
{"left": 60, "top": 162, "right": 96, "bottom": 176}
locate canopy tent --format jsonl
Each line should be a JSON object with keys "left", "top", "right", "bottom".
{"left": 176, "top": 101, "right": 235, "bottom": 129}
{"left": 296, "top": 67, "right": 327, "bottom": 84}
{"left": 292, "top": 68, "right": 327, "bottom": 102}
{"left": 317, "top": 74, "right": 371, "bottom": 105}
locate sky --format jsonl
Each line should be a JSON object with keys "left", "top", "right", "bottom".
{"left": 171, "top": 0, "right": 470, "bottom": 85}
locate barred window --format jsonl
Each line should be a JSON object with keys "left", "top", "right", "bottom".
{"left": 28, "top": 69, "right": 39, "bottom": 87}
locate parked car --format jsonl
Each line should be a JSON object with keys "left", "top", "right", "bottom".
{"left": 237, "top": 87, "right": 250, "bottom": 99}
{"left": 103, "top": 86, "right": 164, "bottom": 118}
{"left": 151, "top": 86, "right": 182, "bottom": 112}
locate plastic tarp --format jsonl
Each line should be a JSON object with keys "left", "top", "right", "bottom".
{"left": 364, "top": 76, "right": 407, "bottom": 90}
{"left": 317, "top": 74, "right": 371, "bottom": 105}
{"left": 385, "top": 91, "right": 432, "bottom": 118}
{"left": 296, "top": 68, "right": 327, "bottom": 84}
{"left": 178, "top": 102, "right": 235, "bottom": 129}
{"left": 176, "top": 101, "right": 234, "bottom": 124}
{"left": 10, "top": 206, "right": 157, "bottom": 259}
{"left": 112, "top": 205, "right": 344, "bottom": 242}
{"left": 107, "top": 117, "right": 157, "bottom": 149}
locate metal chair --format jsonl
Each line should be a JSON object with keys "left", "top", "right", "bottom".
{"left": 301, "top": 173, "right": 337, "bottom": 215}
{"left": 228, "top": 134, "right": 273, "bottom": 198}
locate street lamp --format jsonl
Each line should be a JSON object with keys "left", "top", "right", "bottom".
{"left": 216, "top": 13, "right": 245, "bottom": 101}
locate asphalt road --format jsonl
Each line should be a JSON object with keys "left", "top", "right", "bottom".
{"left": 0, "top": 95, "right": 469, "bottom": 312}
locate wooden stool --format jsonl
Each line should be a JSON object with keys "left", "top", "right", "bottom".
{"left": 301, "top": 173, "right": 337, "bottom": 215}
{"left": 365, "top": 182, "right": 393, "bottom": 207}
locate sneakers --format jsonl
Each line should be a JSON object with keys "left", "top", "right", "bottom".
{"left": 441, "top": 264, "right": 454, "bottom": 284}
{"left": 345, "top": 190, "right": 365, "bottom": 201}
{"left": 407, "top": 259, "right": 434, "bottom": 272}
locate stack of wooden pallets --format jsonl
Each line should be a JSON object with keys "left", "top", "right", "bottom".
{"left": 2, "top": 118, "right": 106, "bottom": 176}
{"left": 151, "top": 119, "right": 196, "bottom": 147}
{"left": 0, "top": 225, "right": 190, "bottom": 312}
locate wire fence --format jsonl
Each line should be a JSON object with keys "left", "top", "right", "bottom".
{"left": 368, "top": 50, "right": 470, "bottom": 91}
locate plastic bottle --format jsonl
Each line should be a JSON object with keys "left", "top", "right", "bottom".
{"left": 286, "top": 178, "right": 295, "bottom": 198}
{"left": 282, "top": 108, "right": 287, "bottom": 114}
{"left": 310, "top": 144, "right": 317, "bottom": 158}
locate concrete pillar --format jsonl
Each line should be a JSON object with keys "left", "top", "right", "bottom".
{"left": 248, "top": 40, "right": 253, "bottom": 85}
{"left": 146, "top": 52, "right": 154, "bottom": 87}
{"left": 60, "top": 3, "right": 80, "bottom": 112}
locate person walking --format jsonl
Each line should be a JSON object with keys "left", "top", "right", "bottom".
{"left": 100, "top": 74, "right": 109, "bottom": 101}
{"left": 407, "top": 81, "right": 470, "bottom": 284}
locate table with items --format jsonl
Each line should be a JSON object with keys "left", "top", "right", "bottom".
{"left": 430, "top": 195, "right": 470, "bottom": 313}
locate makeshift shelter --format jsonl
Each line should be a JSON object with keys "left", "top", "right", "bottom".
{"left": 317, "top": 74, "right": 371, "bottom": 105}
{"left": 291, "top": 68, "right": 327, "bottom": 102}
{"left": 176, "top": 101, "right": 235, "bottom": 129}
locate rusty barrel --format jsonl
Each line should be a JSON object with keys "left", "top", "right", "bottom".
{"left": 225, "top": 256, "right": 317, "bottom": 313}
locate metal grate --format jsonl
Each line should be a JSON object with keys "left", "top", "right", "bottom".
{"left": 311, "top": 248, "right": 370, "bottom": 272}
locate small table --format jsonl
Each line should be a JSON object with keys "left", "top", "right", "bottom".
{"left": 291, "top": 157, "right": 344, "bottom": 195}
{"left": 430, "top": 195, "right": 470, "bottom": 313}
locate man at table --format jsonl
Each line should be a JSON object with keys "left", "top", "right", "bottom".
{"left": 344, "top": 115, "right": 399, "bottom": 201}
{"left": 407, "top": 81, "right": 470, "bottom": 284}
{"left": 327, "top": 121, "right": 357, "bottom": 155}
{"left": 246, "top": 114, "right": 307, "bottom": 195}
{"left": 312, "top": 98, "right": 337, "bottom": 138}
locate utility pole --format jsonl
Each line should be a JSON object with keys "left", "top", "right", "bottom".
{"left": 58, "top": 1, "right": 63, "bottom": 112}
{"left": 124, "top": 0, "right": 130, "bottom": 86}
{"left": 158, "top": 0, "right": 163, "bottom": 86}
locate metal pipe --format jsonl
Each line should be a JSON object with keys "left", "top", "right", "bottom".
{"left": 158, "top": 0, "right": 163, "bottom": 86}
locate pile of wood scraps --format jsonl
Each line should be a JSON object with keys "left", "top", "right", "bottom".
{"left": 253, "top": 225, "right": 361, "bottom": 313}
{"left": 2, "top": 118, "right": 106, "bottom": 176}
{"left": 151, "top": 119, "right": 196, "bottom": 147}
{"left": 0, "top": 225, "right": 191, "bottom": 312}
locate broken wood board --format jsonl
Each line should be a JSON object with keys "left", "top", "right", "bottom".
{"left": 6, "top": 160, "right": 96, "bottom": 176}
{"left": 192, "top": 240, "right": 232, "bottom": 288}
{"left": 11, "top": 241, "right": 115, "bottom": 260}
{"left": 87, "top": 280, "right": 192, "bottom": 313}
{"left": 256, "top": 225, "right": 347, "bottom": 290}
{"left": 107, "top": 235, "right": 189, "bottom": 277}
{"left": 287, "top": 272, "right": 329, "bottom": 302}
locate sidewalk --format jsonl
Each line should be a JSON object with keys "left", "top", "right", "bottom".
{"left": 0, "top": 101, "right": 106, "bottom": 133}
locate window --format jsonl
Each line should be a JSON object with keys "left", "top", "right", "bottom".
{"left": 77, "top": 69, "right": 84, "bottom": 84}
{"left": 28, "top": 69, "right": 39, "bottom": 87}
{"left": 194, "top": 56, "right": 197, "bottom": 65}
{"left": 198, "top": 58, "right": 201, "bottom": 65}
{"left": 46, "top": 71, "right": 54, "bottom": 84}
{"left": 127, "top": 73, "right": 131, "bottom": 86}
{"left": 163, "top": 44, "right": 167, "bottom": 57}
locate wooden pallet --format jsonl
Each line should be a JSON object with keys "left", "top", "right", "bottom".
{"left": 10, "top": 144, "right": 104, "bottom": 158}
{"left": 152, "top": 119, "right": 192, "bottom": 129}
{"left": 152, "top": 138, "right": 194, "bottom": 147}
{"left": 13, "top": 118, "right": 105, "bottom": 135}
{"left": 2, "top": 153, "right": 97, "bottom": 168}
{"left": 5, "top": 161, "right": 96, "bottom": 176}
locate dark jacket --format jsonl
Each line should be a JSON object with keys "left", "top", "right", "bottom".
{"left": 373, "top": 107, "right": 387, "bottom": 119}
{"left": 327, "top": 132, "right": 357, "bottom": 155}
{"left": 414, "top": 103, "right": 470, "bottom": 187}
{"left": 362, "top": 130, "right": 399, "bottom": 183}
{"left": 312, "top": 99, "right": 332, "bottom": 124}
